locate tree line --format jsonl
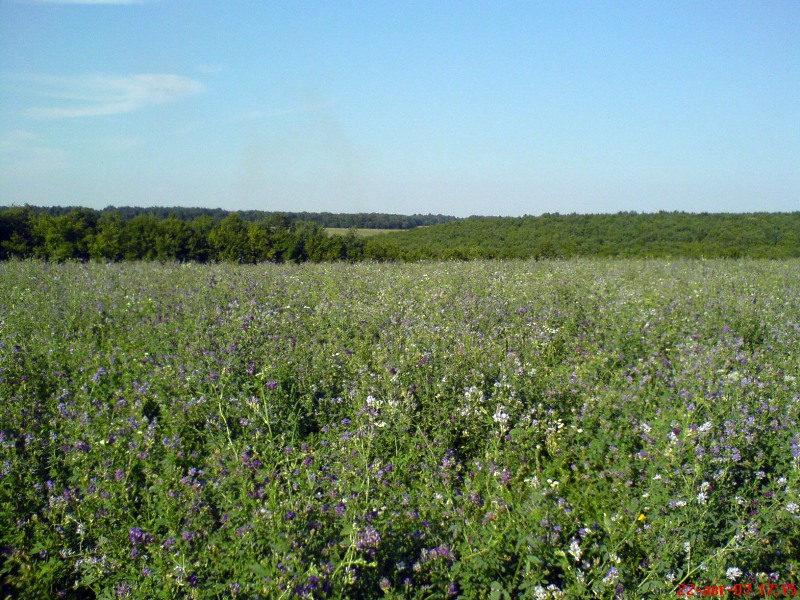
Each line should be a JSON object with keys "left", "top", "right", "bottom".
{"left": 0, "top": 206, "right": 368, "bottom": 262}
{"left": 1, "top": 206, "right": 798, "bottom": 262}
{"left": 19, "top": 205, "right": 456, "bottom": 229}
{"left": 364, "top": 211, "right": 800, "bottom": 260}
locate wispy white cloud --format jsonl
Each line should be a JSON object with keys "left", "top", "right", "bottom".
{"left": 21, "top": 73, "right": 203, "bottom": 118}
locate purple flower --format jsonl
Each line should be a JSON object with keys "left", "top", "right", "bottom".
{"left": 603, "top": 567, "right": 619, "bottom": 584}
{"left": 128, "top": 527, "right": 151, "bottom": 546}
{"left": 356, "top": 525, "right": 381, "bottom": 551}
{"left": 284, "top": 511, "right": 296, "bottom": 520}
{"left": 266, "top": 380, "right": 278, "bottom": 390}
{"left": 467, "top": 491, "right": 483, "bottom": 506}
{"left": 421, "top": 545, "right": 455, "bottom": 562}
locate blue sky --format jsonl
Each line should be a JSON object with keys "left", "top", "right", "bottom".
{"left": 1, "top": 1, "right": 798, "bottom": 217}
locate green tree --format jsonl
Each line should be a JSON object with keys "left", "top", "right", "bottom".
{"left": 31, "top": 208, "right": 97, "bottom": 261}
{"left": 186, "top": 216, "right": 214, "bottom": 262}
{"left": 0, "top": 206, "right": 35, "bottom": 259}
{"left": 246, "top": 222, "right": 274, "bottom": 262}
{"left": 208, "top": 213, "right": 249, "bottom": 262}
{"left": 89, "top": 212, "right": 126, "bottom": 261}
{"left": 122, "top": 214, "right": 160, "bottom": 260}
{"left": 155, "top": 217, "right": 192, "bottom": 261}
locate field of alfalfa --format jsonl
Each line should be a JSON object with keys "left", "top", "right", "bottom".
{"left": 1, "top": 259, "right": 798, "bottom": 599}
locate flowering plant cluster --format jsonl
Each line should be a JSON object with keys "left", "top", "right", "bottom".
{"left": 1, "top": 259, "right": 798, "bottom": 598}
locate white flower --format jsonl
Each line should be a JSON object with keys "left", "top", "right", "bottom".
{"left": 698, "top": 421, "right": 713, "bottom": 434}
{"left": 786, "top": 502, "right": 799, "bottom": 515}
{"left": 726, "top": 567, "right": 742, "bottom": 581}
{"left": 492, "top": 405, "right": 509, "bottom": 425}
{"left": 697, "top": 492, "right": 708, "bottom": 505}
{"left": 602, "top": 567, "right": 619, "bottom": 584}
{"left": 464, "top": 386, "right": 485, "bottom": 403}
{"left": 568, "top": 539, "right": 582, "bottom": 561}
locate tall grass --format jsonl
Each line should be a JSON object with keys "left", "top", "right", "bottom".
{"left": 1, "top": 259, "right": 798, "bottom": 598}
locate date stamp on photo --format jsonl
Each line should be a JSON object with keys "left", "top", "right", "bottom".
{"left": 676, "top": 584, "right": 797, "bottom": 597}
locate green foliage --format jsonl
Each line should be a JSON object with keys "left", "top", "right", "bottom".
{"left": 208, "top": 213, "right": 249, "bottom": 262}
{"left": 1, "top": 259, "right": 798, "bottom": 598}
{"left": 8, "top": 205, "right": 456, "bottom": 229}
{"left": 30, "top": 208, "right": 98, "bottom": 261}
{"left": 1, "top": 207, "right": 370, "bottom": 264}
{"left": 365, "top": 212, "right": 800, "bottom": 261}
{"left": 4, "top": 206, "right": 799, "bottom": 264}
{"left": 0, "top": 206, "right": 36, "bottom": 259}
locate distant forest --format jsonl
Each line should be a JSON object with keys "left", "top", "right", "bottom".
{"left": 366, "top": 211, "right": 800, "bottom": 260}
{"left": 19, "top": 205, "right": 456, "bottom": 229}
{"left": 1, "top": 205, "right": 798, "bottom": 262}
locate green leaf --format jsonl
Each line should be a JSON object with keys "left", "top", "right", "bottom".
{"left": 247, "top": 563, "right": 269, "bottom": 578}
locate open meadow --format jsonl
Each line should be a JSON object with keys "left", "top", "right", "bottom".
{"left": 1, "top": 259, "right": 798, "bottom": 599}
{"left": 324, "top": 228, "right": 401, "bottom": 238}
